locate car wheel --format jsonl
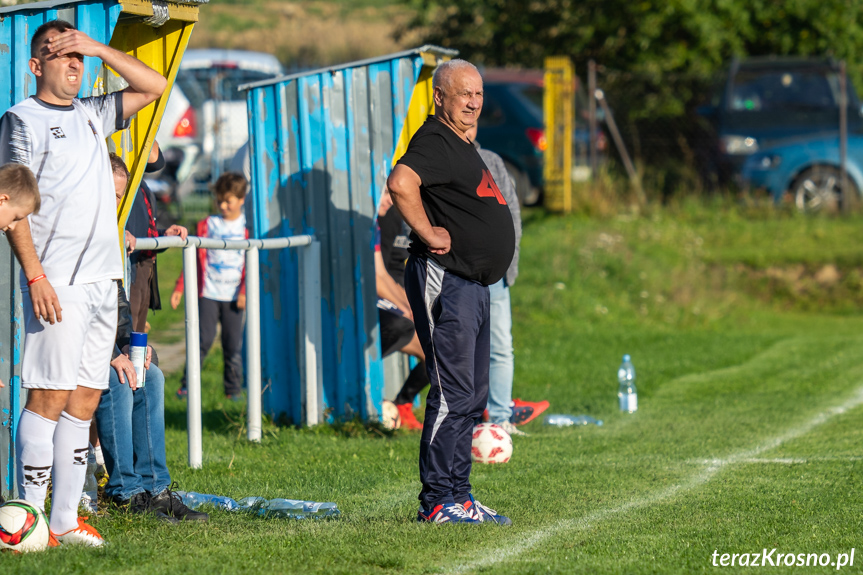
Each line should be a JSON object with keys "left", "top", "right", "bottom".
{"left": 503, "top": 161, "right": 541, "bottom": 206}
{"left": 790, "top": 166, "right": 857, "bottom": 213}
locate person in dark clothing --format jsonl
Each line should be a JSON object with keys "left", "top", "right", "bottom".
{"left": 95, "top": 282, "right": 208, "bottom": 523}
{"left": 125, "top": 141, "right": 187, "bottom": 332}
{"left": 376, "top": 189, "right": 429, "bottom": 431}
{"left": 387, "top": 59, "right": 515, "bottom": 525}
{"left": 95, "top": 160, "right": 207, "bottom": 523}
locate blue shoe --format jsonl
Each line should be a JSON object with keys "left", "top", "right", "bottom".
{"left": 417, "top": 502, "right": 479, "bottom": 524}
{"left": 462, "top": 494, "right": 512, "bottom": 525}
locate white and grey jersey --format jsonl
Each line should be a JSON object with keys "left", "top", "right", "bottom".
{"left": 0, "top": 94, "right": 129, "bottom": 286}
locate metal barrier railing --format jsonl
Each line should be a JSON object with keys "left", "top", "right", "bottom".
{"left": 134, "top": 234, "right": 322, "bottom": 469}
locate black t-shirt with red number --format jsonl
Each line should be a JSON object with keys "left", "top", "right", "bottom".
{"left": 396, "top": 116, "right": 515, "bottom": 286}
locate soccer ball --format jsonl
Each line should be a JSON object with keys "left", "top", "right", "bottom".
{"left": 471, "top": 423, "right": 513, "bottom": 464}
{"left": 0, "top": 499, "right": 50, "bottom": 553}
{"left": 381, "top": 400, "right": 401, "bottom": 430}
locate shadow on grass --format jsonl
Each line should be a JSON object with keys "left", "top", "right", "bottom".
{"left": 162, "top": 388, "right": 403, "bottom": 441}
{"left": 163, "top": 400, "right": 246, "bottom": 435}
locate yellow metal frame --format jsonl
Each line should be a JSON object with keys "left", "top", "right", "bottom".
{"left": 544, "top": 56, "right": 574, "bottom": 213}
{"left": 392, "top": 51, "right": 449, "bottom": 166}
{"left": 110, "top": 16, "right": 196, "bottom": 238}
{"left": 120, "top": 0, "right": 200, "bottom": 21}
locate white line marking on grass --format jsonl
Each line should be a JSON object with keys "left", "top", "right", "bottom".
{"left": 691, "top": 456, "right": 863, "bottom": 465}
{"left": 443, "top": 386, "right": 863, "bottom": 574}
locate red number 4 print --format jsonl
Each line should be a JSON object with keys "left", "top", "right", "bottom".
{"left": 476, "top": 170, "right": 507, "bottom": 204}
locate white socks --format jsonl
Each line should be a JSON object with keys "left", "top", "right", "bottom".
{"left": 15, "top": 409, "right": 57, "bottom": 511}
{"left": 49, "top": 411, "right": 91, "bottom": 534}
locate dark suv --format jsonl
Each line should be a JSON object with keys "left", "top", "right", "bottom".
{"left": 478, "top": 69, "right": 606, "bottom": 205}
{"left": 698, "top": 57, "right": 862, "bottom": 184}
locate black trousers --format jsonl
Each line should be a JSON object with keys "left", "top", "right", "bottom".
{"left": 380, "top": 308, "right": 430, "bottom": 405}
{"left": 404, "top": 256, "right": 490, "bottom": 510}
{"left": 183, "top": 297, "right": 244, "bottom": 396}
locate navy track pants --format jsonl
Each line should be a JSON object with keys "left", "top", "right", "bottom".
{"left": 404, "top": 255, "right": 490, "bottom": 509}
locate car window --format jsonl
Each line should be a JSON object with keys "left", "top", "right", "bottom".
{"left": 730, "top": 69, "right": 840, "bottom": 112}
{"left": 511, "top": 84, "right": 544, "bottom": 120}
{"left": 512, "top": 81, "right": 591, "bottom": 128}
{"left": 478, "top": 89, "right": 507, "bottom": 127}
{"left": 177, "top": 68, "right": 279, "bottom": 108}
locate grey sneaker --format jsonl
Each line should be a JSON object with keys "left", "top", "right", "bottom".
{"left": 499, "top": 421, "right": 528, "bottom": 437}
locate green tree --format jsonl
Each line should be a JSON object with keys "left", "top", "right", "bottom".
{"left": 401, "top": 0, "right": 863, "bottom": 118}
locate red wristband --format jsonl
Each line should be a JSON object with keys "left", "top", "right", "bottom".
{"left": 27, "top": 274, "right": 46, "bottom": 287}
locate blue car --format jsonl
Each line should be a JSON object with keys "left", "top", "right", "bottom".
{"left": 698, "top": 57, "right": 862, "bottom": 187}
{"left": 478, "top": 69, "right": 607, "bottom": 205}
{"left": 741, "top": 133, "right": 863, "bottom": 212}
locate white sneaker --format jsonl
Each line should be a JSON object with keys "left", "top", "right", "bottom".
{"left": 54, "top": 518, "right": 104, "bottom": 547}
{"left": 499, "top": 421, "right": 528, "bottom": 437}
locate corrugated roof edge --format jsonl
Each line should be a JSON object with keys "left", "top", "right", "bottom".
{"left": 238, "top": 44, "right": 459, "bottom": 92}
{"left": 0, "top": 0, "right": 208, "bottom": 16}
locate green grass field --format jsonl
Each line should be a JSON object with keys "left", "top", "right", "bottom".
{"left": 6, "top": 203, "right": 863, "bottom": 573}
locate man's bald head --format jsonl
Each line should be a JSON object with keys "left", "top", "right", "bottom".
{"left": 432, "top": 59, "right": 483, "bottom": 138}
{"left": 433, "top": 59, "right": 480, "bottom": 93}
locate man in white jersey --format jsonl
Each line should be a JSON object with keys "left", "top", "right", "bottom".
{"left": 0, "top": 19, "right": 166, "bottom": 546}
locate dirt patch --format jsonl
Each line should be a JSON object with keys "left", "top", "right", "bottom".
{"left": 735, "top": 263, "right": 863, "bottom": 312}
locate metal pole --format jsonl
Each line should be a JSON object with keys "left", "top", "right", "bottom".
{"left": 183, "top": 246, "right": 203, "bottom": 469}
{"left": 839, "top": 60, "right": 849, "bottom": 212}
{"left": 596, "top": 88, "right": 644, "bottom": 204}
{"left": 588, "top": 59, "right": 598, "bottom": 177}
{"left": 245, "top": 247, "right": 262, "bottom": 442}
{"left": 299, "top": 241, "right": 323, "bottom": 426}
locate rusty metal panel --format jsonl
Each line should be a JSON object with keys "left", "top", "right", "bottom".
{"left": 244, "top": 46, "right": 456, "bottom": 423}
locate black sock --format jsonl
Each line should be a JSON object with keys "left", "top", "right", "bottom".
{"left": 394, "top": 361, "right": 430, "bottom": 405}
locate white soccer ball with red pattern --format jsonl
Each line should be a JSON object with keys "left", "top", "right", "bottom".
{"left": 0, "top": 499, "right": 50, "bottom": 553}
{"left": 471, "top": 423, "right": 513, "bottom": 464}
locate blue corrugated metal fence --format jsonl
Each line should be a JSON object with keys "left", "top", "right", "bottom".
{"left": 243, "top": 47, "right": 453, "bottom": 424}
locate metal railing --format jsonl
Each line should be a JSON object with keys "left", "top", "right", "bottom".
{"left": 134, "top": 234, "right": 322, "bottom": 469}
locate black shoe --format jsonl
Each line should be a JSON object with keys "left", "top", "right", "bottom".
{"left": 116, "top": 492, "right": 179, "bottom": 523}
{"left": 151, "top": 483, "right": 209, "bottom": 521}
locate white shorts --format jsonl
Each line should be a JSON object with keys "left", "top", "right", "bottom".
{"left": 22, "top": 280, "right": 118, "bottom": 391}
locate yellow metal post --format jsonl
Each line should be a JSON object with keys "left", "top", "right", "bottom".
{"left": 544, "top": 56, "right": 574, "bottom": 213}
{"left": 109, "top": 15, "right": 196, "bottom": 235}
{"left": 392, "top": 50, "right": 453, "bottom": 165}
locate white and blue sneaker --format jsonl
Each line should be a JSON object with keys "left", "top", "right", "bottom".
{"left": 462, "top": 494, "right": 512, "bottom": 525}
{"left": 417, "top": 502, "right": 479, "bottom": 524}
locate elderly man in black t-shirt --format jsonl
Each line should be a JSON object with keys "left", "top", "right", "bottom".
{"left": 387, "top": 59, "right": 516, "bottom": 525}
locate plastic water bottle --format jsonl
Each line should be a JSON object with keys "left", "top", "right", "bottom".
{"left": 544, "top": 414, "right": 603, "bottom": 426}
{"left": 236, "top": 496, "right": 341, "bottom": 519}
{"left": 179, "top": 493, "right": 340, "bottom": 518}
{"left": 236, "top": 496, "right": 268, "bottom": 513}
{"left": 262, "top": 498, "right": 307, "bottom": 519}
{"left": 129, "top": 332, "right": 147, "bottom": 388}
{"left": 80, "top": 447, "right": 98, "bottom": 513}
{"left": 618, "top": 354, "right": 637, "bottom": 413}
{"left": 177, "top": 491, "right": 239, "bottom": 511}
